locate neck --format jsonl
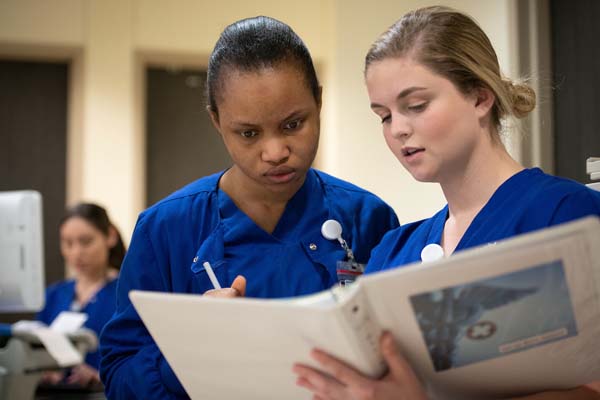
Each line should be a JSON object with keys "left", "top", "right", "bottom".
{"left": 219, "top": 166, "right": 307, "bottom": 234}
{"left": 77, "top": 269, "right": 108, "bottom": 287}
{"left": 441, "top": 138, "right": 523, "bottom": 220}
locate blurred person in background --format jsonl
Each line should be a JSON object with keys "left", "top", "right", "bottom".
{"left": 37, "top": 202, "right": 126, "bottom": 389}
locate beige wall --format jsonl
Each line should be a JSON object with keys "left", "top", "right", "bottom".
{"left": 0, "top": 0, "right": 523, "bottom": 238}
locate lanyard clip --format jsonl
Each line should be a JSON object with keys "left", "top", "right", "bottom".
{"left": 321, "top": 219, "right": 355, "bottom": 262}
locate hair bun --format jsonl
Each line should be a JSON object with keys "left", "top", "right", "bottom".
{"left": 503, "top": 79, "right": 536, "bottom": 118}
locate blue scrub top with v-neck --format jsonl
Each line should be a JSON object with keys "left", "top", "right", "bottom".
{"left": 100, "top": 168, "right": 398, "bottom": 400}
{"left": 366, "top": 168, "right": 600, "bottom": 273}
{"left": 217, "top": 172, "right": 341, "bottom": 297}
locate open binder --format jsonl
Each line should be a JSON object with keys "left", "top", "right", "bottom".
{"left": 130, "top": 216, "right": 600, "bottom": 400}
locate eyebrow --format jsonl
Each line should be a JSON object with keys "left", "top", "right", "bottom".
{"left": 229, "top": 109, "right": 309, "bottom": 128}
{"left": 370, "top": 86, "right": 427, "bottom": 109}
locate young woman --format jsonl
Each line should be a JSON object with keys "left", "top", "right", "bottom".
{"left": 99, "top": 16, "right": 399, "bottom": 399}
{"left": 37, "top": 203, "right": 125, "bottom": 388}
{"left": 293, "top": 6, "right": 600, "bottom": 400}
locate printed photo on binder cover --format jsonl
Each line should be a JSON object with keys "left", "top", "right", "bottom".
{"left": 410, "top": 259, "right": 577, "bottom": 372}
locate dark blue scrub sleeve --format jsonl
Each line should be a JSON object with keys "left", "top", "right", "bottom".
{"left": 100, "top": 222, "right": 188, "bottom": 399}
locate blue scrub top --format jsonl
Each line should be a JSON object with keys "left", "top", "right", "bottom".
{"left": 100, "top": 168, "right": 398, "bottom": 399}
{"left": 37, "top": 278, "right": 117, "bottom": 369}
{"left": 367, "top": 168, "right": 600, "bottom": 273}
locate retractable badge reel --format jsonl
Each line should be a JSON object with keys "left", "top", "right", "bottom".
{"left": 321, "top": 219, "right": 365, "bottom": 286}
{"left": 420, "top": 243, "right": 444, "bottom": 263}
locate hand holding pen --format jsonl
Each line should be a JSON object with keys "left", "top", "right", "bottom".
{"left": 202, "top": 261, "right": 247, "bottom": 298}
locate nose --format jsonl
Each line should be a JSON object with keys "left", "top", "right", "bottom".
{"left": 70, "top": 243, "right": 84, "bottom": 258}
{"left": 261, "top": 136, "right": 290, "bottom": 164}
{"left": 389, "top": 113, "right": 412, "bottom": 140}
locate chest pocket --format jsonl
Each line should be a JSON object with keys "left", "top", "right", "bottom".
{"left": 189, "top": 224, "right": 229, "bottom": 294}
{"left": 190, "top": 259, "right": 229, "bottom": 294}
{"left": 301, "top": 234, "right": 348, "bottom": 285}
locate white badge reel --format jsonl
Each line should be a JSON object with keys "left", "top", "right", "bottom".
{"left": 321, "top": 219, "right": 364, "bottom": 286}
{"left": 420, "top": 243, "right": 444, "bottom": 263}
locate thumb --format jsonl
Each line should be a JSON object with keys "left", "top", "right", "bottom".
{"left": 231, "top": 275, "right": 246, "bottom": 297}
{"left": 380, "top": 331, "right": 417, "bottom": 381}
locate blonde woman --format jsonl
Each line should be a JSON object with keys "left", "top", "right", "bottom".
{"left": 294, "top": 6, "right": 600, "bottom": 400}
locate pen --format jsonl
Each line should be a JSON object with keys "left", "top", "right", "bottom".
{"left": 203, "top": 261, "right": 222, "bottom": 289}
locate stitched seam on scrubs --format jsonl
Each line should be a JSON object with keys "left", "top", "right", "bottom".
{"left": 549, "top": 189, "right": 600, "bottom": 224}
{"left": 144, "top": 172, "right": 224, "bottom": 211}
{"left": 139, "top": 219, "right": 171, "bottom": 292}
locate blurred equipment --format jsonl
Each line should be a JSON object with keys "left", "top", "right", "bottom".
{"left": 0, "top": 191, "right": 44, "bottom": 313}
{"left": 587, "top": 157, "right": 600, "bottom": 192}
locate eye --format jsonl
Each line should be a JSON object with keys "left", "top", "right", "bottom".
{"left": 240, "top": 130, "right": 258, "bottom": 139}
{"left": 283, "top": 119, "right": 303, "bottom": 131}
{"left": 380, "top": 115, "right": 391, "bottom": 124}
{"left": 80, "top": 237, "right": 94, "bottom": 247}
{"left": 407, "top": 102, "right": 428, "bottom": 113}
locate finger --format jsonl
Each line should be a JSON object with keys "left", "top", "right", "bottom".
{"left": 203, "top": 288, "right": 240, "bottom": 298}
{"left": 66, "top": 372, "right": 80, "bottom": 385}
{"left": 380, "top": 332, "right": 419, "bottom": 382}
{"left": 297, "top": 377, "right": 333, "bottom": 400}
{"left": 293, "top": 363, "right": 346, "bottom": 398}
{"left": 311, "top": 349, "right": 371, "bottom": 388}
{"left": 44, "top": 371, "right": 64, "bottom": 384}
{"left": 296, "top": 376, "right": 319, "bottom": 392}
{"left": 231, "top": 275, "right": 247, "bottom": 297}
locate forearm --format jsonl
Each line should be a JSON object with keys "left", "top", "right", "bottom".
{"left": 102, "top": 345, "right": 187, "bottom": 400}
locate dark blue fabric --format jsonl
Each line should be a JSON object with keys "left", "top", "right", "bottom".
{"left": 366, "top": 168, "right": 600, "bottom": 273}
{"left": 36, "top": 278, "right": 117, "bottom": 369}
{"left": 99, "top": 169, "right": 399, "bottom": 399}
{"left": 0, "top": 323, "right": 11, "bottom": 337}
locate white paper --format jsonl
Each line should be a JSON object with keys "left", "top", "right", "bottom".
{"left": 31, "top": 327, "right": 83, "bottom": 367}
{"left": 50, "top": 311, "right": 88, "bottom": 333}
{"left": 12, "top": 313, "right": 87, "bottom": 367}
{"left": 11, "top": 320, "right": 47, "bottom": 332}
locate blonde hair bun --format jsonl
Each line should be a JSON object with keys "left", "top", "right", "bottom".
{"left": 504, "top": 79, "right": 536, "bottom": 119}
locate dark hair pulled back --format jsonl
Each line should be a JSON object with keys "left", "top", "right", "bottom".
{"left": 61, "top": 203, "right": 126, "bottom": 270}
{"left": 206, "top": 16, "right": 320, "bottom": 114}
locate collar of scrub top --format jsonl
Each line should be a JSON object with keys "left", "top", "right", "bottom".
{"left": 189, "top": 169, "right": 348, "bottom": 279}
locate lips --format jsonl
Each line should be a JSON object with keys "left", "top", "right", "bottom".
{"left": 402, "top": 147, "right": 425, "bottom": 157}
{"left": 264, "top": 166, "right": 296, "bottom": 184}
{"left": 265, "top": 166, "right": 294, "bottom": 176}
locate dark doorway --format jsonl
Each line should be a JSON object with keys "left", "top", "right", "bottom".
{"left": 145, "top": 67, "right": 231, "bottom": 206}
{"left": 550, "top": 0, "right": 600, "bottom": 183}
{"left": 0, "top": 59, "right": 68, "bottom": 322}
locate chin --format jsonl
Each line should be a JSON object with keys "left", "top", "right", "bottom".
{"left": 408, "top": 169, "right": 437, "bottom": 183}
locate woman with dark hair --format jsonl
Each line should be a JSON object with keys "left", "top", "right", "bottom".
{"left": 99, "top": 16, "right": 398, "bottom": 399}
{"left": 37, "top": 202, "right": 125, "bottom": 388}
{"left": 293, "top": 6, "right": 600, "bottom": 400}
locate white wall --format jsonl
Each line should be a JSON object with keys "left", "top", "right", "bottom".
{"left": 0, "top": 0, "right": 522, "bottom": 238}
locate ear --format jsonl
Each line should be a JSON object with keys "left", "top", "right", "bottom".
{"left": 473, "top": 87, "right": 495, "bottom": 118}
{"left": 206, "top": 105, "right": 222, "bottom": 134}
{"left": 107, "top": 225, "right": 118, "bottom": 248}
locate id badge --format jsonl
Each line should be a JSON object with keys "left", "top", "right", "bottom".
{"left": 336, "top": 260, "right": 365, "bottom": 286}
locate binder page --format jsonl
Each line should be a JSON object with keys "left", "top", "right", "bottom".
{"left": 130, "top": 287, "right": 371, "bottom": 400}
